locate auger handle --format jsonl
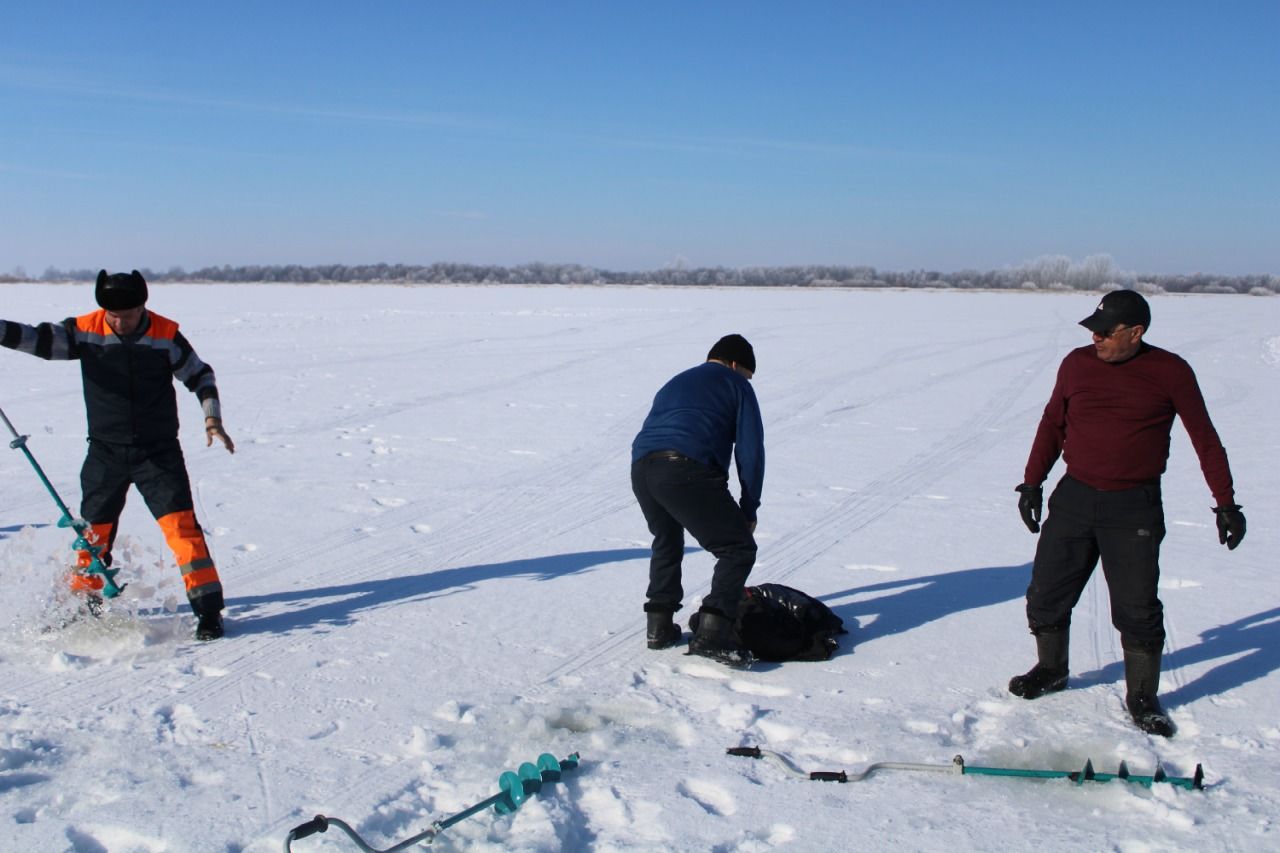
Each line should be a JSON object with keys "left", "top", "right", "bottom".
{"left": 286, "top": 816, "right": 329, "bottom": 841}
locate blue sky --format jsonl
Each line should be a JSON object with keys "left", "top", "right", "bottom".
{"left": 1, "top": 1, "right": 1276, "bottom": 275}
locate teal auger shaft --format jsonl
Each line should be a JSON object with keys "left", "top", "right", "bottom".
{"left": 728, "top": 746, "right": 1204, "bottom": 791}
{"left": 0, "top": 406, "right": 124, "bottom": 597}
{"left": 959, "top": 757, "right": 1205, "bottom": 791}
{"left": 282, "top": 752, "right": 580, "bottom": 852}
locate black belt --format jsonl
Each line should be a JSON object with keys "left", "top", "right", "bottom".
{"left": 647, "top": 450, "right": 689, "bottom": 462}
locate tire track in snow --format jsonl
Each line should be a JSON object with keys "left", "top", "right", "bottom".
{"left": 8, "top": 309, "right": 683, "bottom": 712}
{"left": 536, "top": 324, "right": 1067, "bottom": 688}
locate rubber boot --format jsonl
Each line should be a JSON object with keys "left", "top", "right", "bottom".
{"left": 1123, "top": 641, "right": 1174, "bottom": 737}
{"left": 686, "top": 609, "right": 752, "bottom": 667}
{"left": 192, "top": 596, "right": 225, "bottom": 642}
{"left": 645, "top": 610, "right": 682, "bottom": 650}
{"left": 1009, "top": 628, "right": 1069, "bottom": 699}
{"left": 195, "top": 612, "right": 224, "bottom": 641}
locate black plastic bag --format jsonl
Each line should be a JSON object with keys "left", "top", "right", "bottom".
{"left": 736, "top": 583, "right": 847, "bottom": 661}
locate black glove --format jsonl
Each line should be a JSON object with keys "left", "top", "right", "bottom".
{"left": 1214, "top": 504, "right": 1246, "bottom": 550}
{"left": 1015, "top": 484, "right": 1043, "bottom": 534}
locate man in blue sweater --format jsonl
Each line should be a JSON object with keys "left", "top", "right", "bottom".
{"left": 631, "top": 334, "right": 764, "bottom": 665}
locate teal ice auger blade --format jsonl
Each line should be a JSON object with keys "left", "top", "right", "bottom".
{"left": 1, "top": 406, "right": 125, "bottom": 597}
{"left": 956, "top": 755, "right": 1204, "bottom": 791}
{"left": 729, "top": 746, "right": 1204, "bottom": 791}
{"left": 282, "top": 752, "right": 580, "bottom": 852}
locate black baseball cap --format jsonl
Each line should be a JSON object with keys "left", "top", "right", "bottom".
{"left": 1079, "top": 290, "right": 1150, "bottom": 334}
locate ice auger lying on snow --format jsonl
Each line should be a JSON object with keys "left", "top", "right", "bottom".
{"left": 1, "top": 406, "right": 124, "bottom": 597}
{"left": 283, "top": 752, "right": 580, "bottom": 852}
{"left": 728, "top": 745, "right": 1204, "bottom": 791}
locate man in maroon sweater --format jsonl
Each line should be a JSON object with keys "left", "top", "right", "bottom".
{"left": 1010, "top": 290, "right": 1246, "bottom": 737}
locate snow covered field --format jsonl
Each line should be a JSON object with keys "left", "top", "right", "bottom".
{"left": 1, "top": 282, "right": 1276, "bottom": 852}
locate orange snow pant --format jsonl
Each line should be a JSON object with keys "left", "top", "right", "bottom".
{"left": 76, "top": 439, "right": 223, "bottom": 616}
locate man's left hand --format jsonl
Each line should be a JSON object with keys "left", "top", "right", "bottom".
{"left": 206, "top": 418, "right": 236, "bottom": 454}
{"left": 1214, "top": 505, "right": 1246, "bottom": 550}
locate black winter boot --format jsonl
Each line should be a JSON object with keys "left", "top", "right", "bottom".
{"left": 192, "top": 593, "right": 225, "bottom": 642}
{"left": 195, "top": 612, "right": 224, "bottom": 641}
{"left": 1009, "top": 628, "right": 1069, "bottom": 699}
{"left": 686, "top": 609, "right": 752, "bottom": 667}
{"left": 1123, "top": 642, "right": 1174, "bottom": 737}
{"left": 645, "top": 610, "right": 682, "bottom": 650}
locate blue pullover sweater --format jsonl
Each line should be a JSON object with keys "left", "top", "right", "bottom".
{"left": 631, "top": 361, "right": 765, "bottom": 520}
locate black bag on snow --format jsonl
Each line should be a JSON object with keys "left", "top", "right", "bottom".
{"left": 735, "top": 583, "right": 847, "bottom": 661}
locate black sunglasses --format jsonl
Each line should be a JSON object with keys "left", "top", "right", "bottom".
{"left": 1095, "top": 324, "right": 1133, "bottom": 340}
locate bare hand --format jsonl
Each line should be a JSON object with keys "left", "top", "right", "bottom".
{"left": 206, "top": 418, "right": 236, "bottom": 454}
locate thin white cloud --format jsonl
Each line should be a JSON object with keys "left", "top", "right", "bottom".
{"left": 0, "top": 63, "right": 495, "bottom": 131}
{"left": 0, "top": 160, "right": 102, "bottom": 181}
{"left": 434, "top": 210, "right": 487, "bottom": 220}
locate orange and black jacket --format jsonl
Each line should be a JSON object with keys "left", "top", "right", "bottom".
{"left": 1, "top": 310, "right": 221, "bottom": 446}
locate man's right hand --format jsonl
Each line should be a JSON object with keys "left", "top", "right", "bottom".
{"left": 1015, "top": 484, "right": 1043, "bottom": 533}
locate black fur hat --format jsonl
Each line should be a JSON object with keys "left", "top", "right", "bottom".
{"left": 95, "top": 270, "right": 148, "bottom": 310}
{"left": 707, "top": 333, "right": 756, "bottom": 374}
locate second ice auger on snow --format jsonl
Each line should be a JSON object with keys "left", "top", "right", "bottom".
{"left": 283, "top": 752, "right": 581, "bottom": 851}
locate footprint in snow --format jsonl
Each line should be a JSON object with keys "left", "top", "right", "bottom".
{"left": 374, "top": 497, "right": 407, "bottom": 508}
{"left": 755, "top": 718, "right": 801, "bottom": 743}
{"left": 1159, "top": 578, "right": 1203, "bottom": 589}
{"left": 727, "top": 679, "right": 791, "bottom": 698}
{"left": 677, "top": 660, "right": 731, "bottom": 680}
{"left": 677, "top": 779, "right": 737, "bottom": 816}
{"left": 902, "top": 719, "right": 942, "bottom": 735}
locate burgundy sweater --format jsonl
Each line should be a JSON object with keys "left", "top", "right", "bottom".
{"left": 1024, "top": 343, "right": 1235, "bottom": 507}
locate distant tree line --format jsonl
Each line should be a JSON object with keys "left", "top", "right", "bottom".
{"left": 9, "top": 255, "right": 1277, "bottom": 294}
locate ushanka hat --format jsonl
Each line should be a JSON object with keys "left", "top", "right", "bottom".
{"left": 1079, "top": 289, "right": 1150, "bottom": 334}
{"left": 707, "top": 333, "right": 756, "bottom": 374}
{"left": 95, "top": 269, "right": 148, "bottom": 311}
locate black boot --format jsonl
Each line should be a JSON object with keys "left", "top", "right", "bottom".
{"left": 195, "top": 612, "right": 224, "bottom": 641}
{"left": 1009, "top": 628, "right": 1069, "bottom": 699}
{"left": 191, "top": 592, "right": 225, "bottom": 642}
{"left": 1124, "top": 641, "right": 1174, "bottom": 737}
{"left": 686, "top": 609, "right": 752, "bottom": 667}
{"left": 645, "top": 610, "right": 682, "bottom": 650}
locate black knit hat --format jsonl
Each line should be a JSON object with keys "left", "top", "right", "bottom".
{"left": 707, "top": 333, "right": 755, "bottom": 374}
{"left": 95, "top": 269, "right": 148, "bottom": 311}
{"left": 1079, "top": 289, "right": 1150, "bottom": 334}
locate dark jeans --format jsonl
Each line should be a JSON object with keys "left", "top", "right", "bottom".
{"left": 1026, "top": 475, "right": 1166, "bottom": 645}
{"left": 631, "top": 452, "right": 757, "bottom": 617}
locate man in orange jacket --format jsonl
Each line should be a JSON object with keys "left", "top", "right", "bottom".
{"left": 1, "top": 270, "right": 234, "bottom": 640}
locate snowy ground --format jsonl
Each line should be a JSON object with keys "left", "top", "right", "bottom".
{"left": 1, "top": 283, "right": 1276, "bottom": 852}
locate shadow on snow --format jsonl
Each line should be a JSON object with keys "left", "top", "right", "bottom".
{"left": 0, "top": 522, "right": 49, "bottom": 541}
{"left": 819, "top": 563, "right": 1030, "bottom": 650}
{"left": 1074, "top": 605, "right": 1280, "bottom": 710}
{"left": 225, "top": 548, "right": 650, "bottom": 636}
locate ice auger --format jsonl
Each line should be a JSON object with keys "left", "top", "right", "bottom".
{"left": 283, "top": 752, "right": 580, "bottom": 852}
{"left": 728, "top": 745, "right": 1204, "bottom": 791}
{"left": 1, "top": 406, "right": 124, "bottom": 597}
